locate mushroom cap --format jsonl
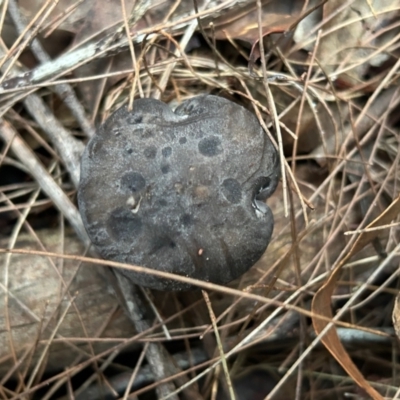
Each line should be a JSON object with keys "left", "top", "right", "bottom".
{"left": 78, "top": 95, "right": 279, "bottom": 290}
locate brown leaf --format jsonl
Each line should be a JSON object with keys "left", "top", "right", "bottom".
{"left": 18, "top": 0, "right": 92, "bottom": 34}
{"left": 312, "top": 194, "right": 400, "bottom": 400}
{"left": 207, "top": 0, "right": 302, "bottom": 66}
{"left": 208, "top": 0, "right": 327, "bottom": 65}
{"left": 211, "top": 1, "right": 301, "bottom": 43}
{"left": 294, "top": 0, "right": 400, "bottom": 88}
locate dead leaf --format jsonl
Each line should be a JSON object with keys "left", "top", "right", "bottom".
{"left": 312, "top": 194, "right": 400, "bottom": 400}
{"left": 207, "top": 0, "right": 306, "bottom": 66}
{"left": 210, "top": 0, "right": 302, "bottom": 43}
{"left": 294, "top": 0, "right": 400, "bottom": 88}
{"left": 18, "top": 0, "right": 92, "bottom": 34}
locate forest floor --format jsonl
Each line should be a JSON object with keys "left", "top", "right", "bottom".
{"left": 0, "top": 1, "right": 399, "bottom": 399}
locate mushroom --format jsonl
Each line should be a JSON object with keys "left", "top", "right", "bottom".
{"left": 78, "top": 95, "right": 279, "bottom": 291}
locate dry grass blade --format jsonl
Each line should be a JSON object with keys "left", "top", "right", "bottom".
{"left": 202, "top": 290, "right": 235, "bottom": 400}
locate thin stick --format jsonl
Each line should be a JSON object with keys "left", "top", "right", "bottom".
{"left": 256, "top": 0, "right": 288, "bottom": 217}
{"left": 202, "top": 291, "right": 236, "bottom": 400}
{"left": 7, "top": 0, "right": 95, "bottom": 138}
{"left": 0, "top": 120, "right": 89, "bottom": 245}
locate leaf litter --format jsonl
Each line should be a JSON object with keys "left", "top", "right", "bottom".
{"left": 0, "top": 0, "right": 399, "bottom": 399}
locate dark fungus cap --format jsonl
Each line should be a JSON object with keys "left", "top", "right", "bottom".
{"left": 78, "top": 95, "right": 280, "bottom": 291}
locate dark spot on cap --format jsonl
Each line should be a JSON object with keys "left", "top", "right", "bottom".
{"left": 121, "top": 172, "right": 146, "bottom": 192}
{"left": 150, "top": 235, "right": 177, "bottom": 253}
{"left": 107, "top": 207, "right": 143, "bottom": 241}
{"left": 221, "top": 178, "right": 242, "bottom": 204}
{"left": 141, "top": 128, "right": 154, "bottom": 138}
{"left": 180, "top": 213, "right": 192, "bottom": 227}
{"left": 161, "top": 165, "right": 170, "bottom": 174}
{"left": 179, "top": 137, "right": 187, "bottom": 144}
{"left": 162, "top": 146, "right": 172, "bottom": 158}
{"left": 127, "top": 114, "right": 143, "bottom": 124}
{"left": 198, "top": 136, "right": 223, "bottom": 157}
{"left": 158, "top": 199, "right": 167, "bottom": 207}
{"left": 126, "top": 148, "right": 133, "bottom": 154}
{"left": 144, "top": 146, "right": 157, "bottom": 159}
